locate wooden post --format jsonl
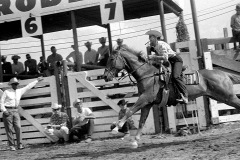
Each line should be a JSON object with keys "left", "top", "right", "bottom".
{"left": 71, "top": 11, "right": 81, "bottom": 72}
{"left": 152, "top": 105, "right": 161, "bottom": 133}
{"left": 40, "top": 35, "right": 46, "bottom": 60}
{"left": 223, "top": 28, "right": 229, "bottom": 49}
{"left": 0, "top": 47, "right": 2, "bottom": 82}
{"left": 54, "top": 64, "right": 62, "bottom": 105}
{"left": 203, "top": 52, "right": 219, "bottom": 124}
{"left": 62, "top": 60, "right": 73, "bottom": 128}
{"left": 158, "top": 0, "right": 168, "bottom": 43}
{"left": 190, "top": 0, "right": 203, "bottom": 68}
{"left": 106, "top": 24, "right": 113, "bottom": 53}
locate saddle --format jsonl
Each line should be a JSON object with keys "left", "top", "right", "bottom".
{"left": 154, "top": 64, "right": 199, "bottom": 106}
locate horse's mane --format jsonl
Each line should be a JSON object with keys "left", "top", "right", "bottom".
{"left": 118, "top": 45, "right": 148, "bottom": 63}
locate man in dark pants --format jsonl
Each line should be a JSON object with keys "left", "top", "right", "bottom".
{"left": 110, "top": 99, "right": 136, "bottom": 139}
{"left": 146, "top": 30, "right": 188, "bottom": 103}
{"left": 69, "top": 99, "right": 95, "bottom": 143}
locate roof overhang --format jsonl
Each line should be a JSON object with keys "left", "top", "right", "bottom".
{"left": 0, "top": 0, "right": 182, "bottom": 41}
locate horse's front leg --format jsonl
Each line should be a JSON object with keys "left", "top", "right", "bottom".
{"left": 135, "top": 104, "right": 152, "bottom": 141}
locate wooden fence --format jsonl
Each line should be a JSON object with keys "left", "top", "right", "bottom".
{"left": 0, "top": 76, "right": 58, "bottom": 144}
{"left": 167, "top": 40, "right": 207, "bottom": 132}
{"left": 67, "top": 69, "right": 155, "bottom": 139}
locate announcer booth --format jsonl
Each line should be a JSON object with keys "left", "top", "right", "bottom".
{"left": 0, "top": 0, "right": 183, "bottom": 144}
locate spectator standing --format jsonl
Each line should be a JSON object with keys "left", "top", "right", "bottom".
{"left": 66, "top": 45, "right": 83, "bottom": 70}
{"left": 2, "top": 56, "right": 12, "bottom": 74}
{"left": 0, "top": 77, "right": 43, "bottom": 151}
{"left": 37, "top": 56, "right": 50, "bottom": 77}
{"left": 110, "top": 99, "right": 135, "bottom": 138}
{"left": 231, "top": 3, "right": 240, "bottom": 46}
{"left": 115, "top": 38, "right": 124, "bottom": 50}
{"left": 69, "top": 99, "right": 95, "bottom": 143}
{"left": 47, "top": 46, "right": 63, "bottom": 75}
{"left": 11, "top": 55, "right": 24, "bottom": 75}
{"left": 2, "top": 56, "right": 12, "bottom": 82}
{"left": 44, "top": 103, "right": 69, "bottom": 144}
{"left": 84, "top": 41, "right": 98, "bottom": 65}
{"left": 24, "top": 54, "right": 38, "bottom": 75}
{"left": 96, "top": 37, "right": 110, "bottom": 66}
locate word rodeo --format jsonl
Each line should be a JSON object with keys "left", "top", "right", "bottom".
{"left": 0, "top": 0, "right": 96, "bottom": 22}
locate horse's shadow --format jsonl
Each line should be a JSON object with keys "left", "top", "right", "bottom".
{"left": 35, "top": 137, "right": 213, "bottom": 160}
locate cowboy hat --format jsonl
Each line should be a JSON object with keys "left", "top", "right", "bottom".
{"left": 51, "top": 103, "right": 62, "bottom": 109}
{"left": 116, "top": 38, "right": 123, "bottom": 43}
{"left": 145, "top": 30, "right": 162, "bottom": 38}
{"left": 8, "top": 77, "right": 19, "bottom": 85}
{"left": 73, "top": 98, "right": 83, "bottom": 107}
{"left": 11, "top": 55, "right": 21, "bottom": 60}
{"left": 1, "top": 55, "right": 7, "bottom": 60}
{"left": 117, "top": 99, "right": 128, "bottom": 106}
{"left": 85, "top": 41, "right": 92, "bottom": 46}
{"left": 236, "top": 3, "right": 240, "bottom": 10}
{"left": 99, "top": 37, "right": 106, "bottom": 43}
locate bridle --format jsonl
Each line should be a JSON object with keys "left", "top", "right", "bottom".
{"left": 105, "top": 50, "right": 148, "bottom": 84}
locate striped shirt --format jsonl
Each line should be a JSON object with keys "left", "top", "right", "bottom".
{"left": 50, "top": 112, "right": 69, "bottom": 126}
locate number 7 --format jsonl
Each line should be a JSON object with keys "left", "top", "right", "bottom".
{"left": 105, "top": 2, "right": 116, "bottom": 20}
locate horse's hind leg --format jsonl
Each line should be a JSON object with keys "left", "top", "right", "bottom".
{"left": 225, "top": 95, "right": 240, "bottom": 110}
{"left": 135, "top": 104, "right": 152, "bottom": 141}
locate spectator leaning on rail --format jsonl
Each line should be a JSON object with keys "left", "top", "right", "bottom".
{"left": 84, "top": 41, "right": 98, "bottom": 65}
{"left": 24, "top": 54, "right": 38, "bottom": 75}
{"left": 2, "top": 55, "right": 12, "bottom": 82}
{"left": 69, "top": 99, "right": 95, "bottom": 143}
{"left": 66, "top": 44, "right": 83, "bottom": 70}
{"left": 231, "top": 3, "right": 240, "bottom": 47}
{"left": 11, "top": 55, "right": 24, "bottom": 75}
{"left": 110, "top": 99, "right": 136, "bottom": 139}
{"left": 0, "top": 77, "right": 43, "bottom": 151}
{"left": 145, "top": 30, "right": 188, "bottom": 104}
{"left": 47, "top": 46, "right": 63, "bottom": 75}
{"left": 44, "top": 103, "right": 69, "bottom": 144}
{"left": 37, "top": 56, "right": 50, "bottom": 77}
{"left": 96, "top": 37, "right": 110, "bottom": 66}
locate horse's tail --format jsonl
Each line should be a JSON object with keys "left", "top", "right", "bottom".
{"left": 226, "top": 73, "right": 240, "bottom": 84}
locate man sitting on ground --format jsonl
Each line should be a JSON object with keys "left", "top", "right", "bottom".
{"left": 69, "top": 99, "right": 95, "bottom": 143}
{"left": 45, "top": 103, "right": 69, "bottom": 144}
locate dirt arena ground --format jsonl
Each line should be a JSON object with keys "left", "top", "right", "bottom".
{"left": 1, "top": 122, "right": 240, "bottom": 160}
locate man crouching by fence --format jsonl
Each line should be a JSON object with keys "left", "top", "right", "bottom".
{"left": 69, "top": 99, "right": 95, "bottom": 143}
{"left": 44, "top": 103, "right": 69, "bottom": 144}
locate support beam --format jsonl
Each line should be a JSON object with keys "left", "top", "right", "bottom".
{"left": 158, "top": 0, "right": 167, "bottom": 43}
{"left": 190, "top": 0, "right": 202, "bottom": 63}
{"left": 163, "top": 1, "right": 180, "bottom": 16}
{"left": 106, "top": 24, "right": 113, "bottom": 53}
{"left": 71, "top": 11, "right": 81, "bottom": 71}
{"left": 40, "top": 35, "right": 46, "bottom": 60}
{"left": 0, "top": 47, "right": 2, "bottom": 82}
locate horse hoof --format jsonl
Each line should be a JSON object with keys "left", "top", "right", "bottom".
{"left": 111, "top": 127, "right": 119, "bottom": 135}
{"left": 135, "top": 136, "right": 140, "bottom": 141}
{"left": 130, "top": 140, "right": 138, "bottom": 149}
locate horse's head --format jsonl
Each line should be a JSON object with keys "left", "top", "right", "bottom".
{"left": 103, "top": 50, "right": 127, "bottom": 82}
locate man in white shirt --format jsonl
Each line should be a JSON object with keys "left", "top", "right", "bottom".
{"left": 1, "top": 77, "right": 43, "bottom": 151}
{"left": 66, "top": 45, "right": 83, "bottom": 71}
{"left": 11, "top": 55, "right": 24, "bottom": 75}
{"left": 84, "top": 41, "right": 98, "bottom": 65}
{"left": 69, "top": 99, "right": 95, "bottom": 143}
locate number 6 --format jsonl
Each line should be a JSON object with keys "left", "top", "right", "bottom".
{"left": 25, "top": 17, "right": 38, "bottom": 34}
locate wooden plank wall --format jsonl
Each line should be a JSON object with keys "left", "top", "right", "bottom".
{"left": 0, "top": 76, "right": 58, "bottom": 144}
{"left": 168, "top": 40, "right": 207, "bottom": 132}
{"left": 67, "top": 69, "right": 155, "bottom": 139}
{"left": 204, "top": 52, "right": 240, "bottom": 124}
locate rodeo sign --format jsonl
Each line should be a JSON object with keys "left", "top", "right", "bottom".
{"left": 0, "top": 0, "right": 124, "bottom": 37}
